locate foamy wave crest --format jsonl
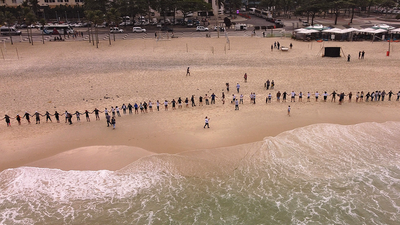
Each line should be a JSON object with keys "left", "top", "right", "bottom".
{"left": 1, "top": 122, "right": 400, "bottom": 224}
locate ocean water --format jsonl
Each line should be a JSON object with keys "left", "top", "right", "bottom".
{"left": 1, "top": 122, "right": 400, "bottom": 225}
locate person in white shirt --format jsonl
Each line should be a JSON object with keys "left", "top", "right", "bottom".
{"left": 204, "top": 116, "right": 210, "bottom": 128}
{"left": 315, "top": 91, "right": 319, "bottom": 102}
{"left": 116, "top": 106, "right": 121, "bottom": 117}
{"left": 164, "top": 100, "right": 168, "bottom": 111}
{"left": 291, "top": 91, "right": 296, "bottom": 102}
{"left": 236, "top": 83, "right": 240, "bottom": 93}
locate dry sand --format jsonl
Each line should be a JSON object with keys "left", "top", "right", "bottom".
{"left": 0, "top": 36, "right": 399, "bottom": 171}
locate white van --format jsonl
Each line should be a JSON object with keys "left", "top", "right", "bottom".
{"left": 0, "top": 26, "right": 22, "bottom": 36}
{"left": 235, "top": 24, "right": 247, "bottom": 30}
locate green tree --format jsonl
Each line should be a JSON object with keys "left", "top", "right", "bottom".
{"left": 177, "top": 0, "right": 211, "bottom": 21}
{"left": 379, "top": 0, "right": 396, "bottom": 17}
{"left": 329, "top": 0, "right": 347, "bottom": 25}
{"left": 84, "top": 0, "right": 109, "bottom": 14}
{"left": 149, "top": 0, "right": 175, "bottom": 24}
{"left": 295, "top": 0, "right": 328, "bottom": 25}
{"left": 4, "top": 11, "right": 16, "bottom": 45}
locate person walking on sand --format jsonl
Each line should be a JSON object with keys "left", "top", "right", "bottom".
{"left": 164, "top": 100, "right": 169, "bottom": 111}
{"left": 92, "top": 108, "right": 100, "bottom": 120}
{"left": 276, "top": 91, "right": 281, "bottom": 102}
{"left": 288, "top": 105, "right": 291, "bottom": 116}
{"left": 106, "top": 114, "right": 111, "bottom": 127}
{"left": 3, "top": 115, "right": 11, "bottom": 127}
{"left": 16, "top": 114, "right": 21, "bottom": 125}
{"left": 244, "top": 73, "right": 247, "bottom": 83}
{"left": 75, "top": 111, "right": 81, "bottom": 122}
{"left": 84, "top": 110, "right": 90, "bottom": 122}
{"left": 236, "top": 83, "right": 240, "bottom": 93}
{"left": 111, "top": 116, "right": 116, "bottom": 129}
{"left": 45, "top": 111, "right": 52, "bottom": 122}
{"left": 186, "top": 67, "right": 190, "bottom": 76}
{"left": 54, "top": 111, "right": 60, "bottom": 123}
{"left": 34, "top": 111, "right": 41, "bottom": 124}
{"left": 361, "top": 51, "right": 365, "bottom": 59}
{"left": 235, "top": 98, "right": 239, "bottom": 110}
{"left": 347, "top": 54, "right": 351, "bottom": 62}
{"left": 191, "top": 95, "right": 196, "bottom": 107}
{"left": 204, "top": 116, "right": 210, "bottom": 128}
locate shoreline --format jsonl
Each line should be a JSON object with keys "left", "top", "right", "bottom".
{"left": 1, "top": 37, "right": 400, "bottom": 172}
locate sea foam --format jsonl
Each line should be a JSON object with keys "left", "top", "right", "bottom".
{"left": 1, "top": 121, "right": 400, "bottom": 224}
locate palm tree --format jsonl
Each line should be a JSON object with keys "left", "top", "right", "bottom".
{"left": 4, "top": 12, "right": 16, "bottom": 45}
{"left": 105, "top": 10, "right": 113, "bottom": 45}
{"left": 25, "top": 10, "right": 37, "bottom": 45}
{"left": 85, "top": 10, "right": 95, "bottom": 45}
{"left": 39, "top": 18, "right": 46, "bottom": 44}
{"left": 107, "top": 8, "right": 120, "bottom": 42}
{"left": 92, "top": 10, "right": 103, "bottom": 48}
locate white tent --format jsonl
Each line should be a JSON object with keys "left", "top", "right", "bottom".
{"left": 322, "top": 28, "right": 344, "bottom": 34}
{"left": 358, "top": 28, "right": 387, "bottom": 34}
{"left": 304, "top": 24, "right": 329, "bottom": 31}
{"left": 390, "top": 28, "right": 400, "bottom": 33}
{"left": 295, "top": 28, "right": 320, "bottom": 34}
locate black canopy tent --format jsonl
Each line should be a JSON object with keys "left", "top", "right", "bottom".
{"left": 324, "top": 47, "right": 341, "bottom": 57}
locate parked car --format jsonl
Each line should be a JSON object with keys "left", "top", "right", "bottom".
{"left": 302, "top": 21, "right": 310, "bottom": 26}
{"left": 213, "top": 26, "right": 225, "bottom": 32}
{"left": 196, "top": 26, "right": 209, "bottom": 31}
{"left": 160, "top": 26, "right": 173, "bottom": 32}
{"left": 0, "top": 26, "right": 22, "bottom": 36}
{"left": 132, "top": 27, "right": 146, "bottom": 33}
{"left": 110, "top": 27, "right": 123, "bottom": 33}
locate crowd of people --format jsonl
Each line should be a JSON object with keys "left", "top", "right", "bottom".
{"left": 2, "top": 77, "right": 400, "bottom": 127}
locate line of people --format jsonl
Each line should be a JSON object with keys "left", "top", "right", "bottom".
{"left": 2, "top": 90, "right": 400, "bottom": 127}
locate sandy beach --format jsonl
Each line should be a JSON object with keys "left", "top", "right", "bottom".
{"left": 1, "top": 36, "right": 400, "bottom": 172}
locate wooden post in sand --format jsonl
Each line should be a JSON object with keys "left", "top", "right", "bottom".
{"left": 16, "top": 48, "right": 19, "bottom": 60}
{"left": 224, "top": 44, "right": 226, "bottom": 54}
{"left": 1, "top": 48, "right": 4, "bottom": 60}
{"left": 186, "top": 43, "right": 188, "bottom": 52}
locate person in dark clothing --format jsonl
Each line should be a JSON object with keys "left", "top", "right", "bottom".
{"left": 128, "top": 103, "right": 133, "bottom": 114}
{"left": 15, "top": 114, "right": 21, "bottom": 125}
{"left": 191, "top": 95, "right": 196, "bottom": 107}
{"left": 3, "top": 115, "right": 11, "bottom": 126}
{"left": 54, "top": 111, "right": 60, "bottom": 123}
{"left": 45, "top": 111, "right": 52, "bottom": 122}
{"left": 23, "top": 112, "right": 31, "bottom": 124}
{"left": 93, "top": 108, "right": 100, "bottom": 120}
{"left": 84, "top": 110, "right": 90, "bottom": 122}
